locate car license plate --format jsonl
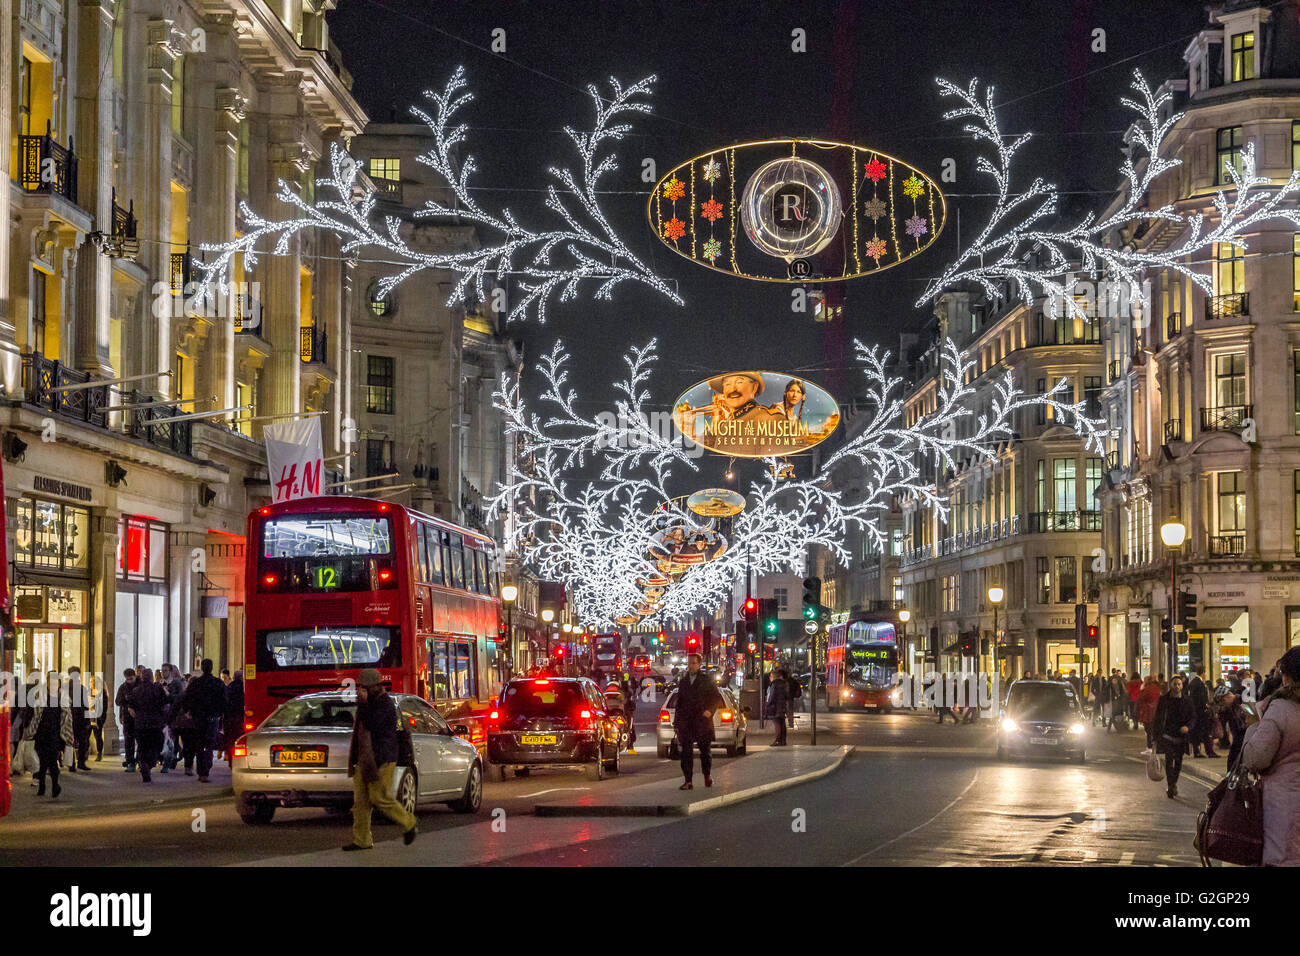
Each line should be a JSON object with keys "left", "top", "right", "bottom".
{"left": 521, "top": 734, "right": 557, "bottom": 745}
{"left": 1029, "top": 736, "right": 1058, "bottom": 745}
{"left": 272, "top": 747, "right": 327, "bottom": 765}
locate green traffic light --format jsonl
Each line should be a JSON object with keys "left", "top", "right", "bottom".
{"left": 803, "top": 605, "right": 815, "bottom": 619}
{"left": 765, "top": 620, "right": 777, "bottom": 634}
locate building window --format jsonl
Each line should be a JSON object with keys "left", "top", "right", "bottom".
{"left": 1231, "top": 32, "right": 1255, "bottom": 82}
{"left": 238, "top": 118, "right": 250, "bottom": 196}
{"left": 12, "top": 499, "right": 90, "bottom": 572}
{"left": 893, "top": 576, "right": 904, "bottom": 602}
{"left": 1084, "top": 375, "right": 1102, "bottom": 419}
{"left": 1035, "top": 459, "right": 1046, "bottom": 513}
{"left": 1085, "top": 458, "right": 1102, "bottom": 505}
{"left": 365, "top": 438, "right": 394, "bottom": 478}
{"left": 171, "top": 54, "right": 185, "bottom": 135}
{"left": 236, "top": 379, "right": 256, "bottom": 438}
{"left": 1295, "top": 350, "right": 1300, "bottom": 435}
{"left": 1035, "top": 379, "right": 1046, "bottom": 426}
{"left": 1214, "top": 242, "right": 1245, "bottom": 295}
{"left": 1055, "top": 556, "right": 1077, "bottom": 603}
{"left": 1214, "top": 352, "right": 1247, "bottom": 408}
{"left": 368, "top": 158, "right": 400, "bottom": 181}
{"left": 367, "top": 281, "right": 394, "bottom": 317}
{"left": 1216, "top": 127, "right": 1244, "bottom": 185}
{"left": 1053, "top": 459, "right": 1076, "bottom": 513}
{"left": 773, "top": 587, "right": 788, "bottom": 611}
{"left": 366, "top": 355, "right": 395, "bottom": 414}
{"left": 31, "top": 268, "right": 47, "bottom": 355}
{"left": 19, "top": 56, "right": 33, "bottom": 135}
{"left": 1036, "top": 557, "right": 1051, "bottom": 604}
{"left": 116, "top": 516, "right": 168, "bottom": 583}
{"left": 1217, "top": 471, "right": 1246, "bottom": 534}
{"left": 890, "top": 528, "right": 903, "bottom": 556}
{"left": 1294, "top": 472, "right": 1300, "bottom": 553}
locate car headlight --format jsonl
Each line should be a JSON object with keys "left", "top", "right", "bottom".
{"left": 1000, "top": 717, "right": 1018, "bottom": 733}
{"left": 1069, "top": 722, "right": 1085, "bottom": 735}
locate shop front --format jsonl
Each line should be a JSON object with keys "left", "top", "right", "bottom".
{"left": 113, "top": 515, "right": 170, "bottom": 673}
{"left": 1190, "top": 606, "right": 1249, "bottom": 681}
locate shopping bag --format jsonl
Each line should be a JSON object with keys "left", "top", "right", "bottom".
{"left": 64, "top": 744, "right": 76, "bottom": 767}
{"left": 13, "top": 738, "right": 37, "bottom": 774}
{"left": 1145, "top": 753, "right": 1165, "bottom": 782}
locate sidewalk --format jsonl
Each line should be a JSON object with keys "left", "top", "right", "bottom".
{"left": 534, "top": 743, "right": 852, "bottom": 817}
{"left": 7, "top": 754, "right": 234, "bottom": 821}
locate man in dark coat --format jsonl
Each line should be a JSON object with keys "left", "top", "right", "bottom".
{"left": 180, "top": 659, "right": 227, "bottom": 782}
{"left": 1186, "top": 666, "right": 1218, "bottom": 757}
{"left": 344, "top": 669, "right": 417, "bottom": 851}
{"left": 115, "top": 668, "right": 137, "bottom": 771}
{"left": 768, "top": 668, "right": 790, "bottom": 745}
{"left": 128, "top": 666, "right": 169, "bottom": 783}
{"left": 673, "top": 653, "right": 723, "bottom": 790}
{"left": 1152, "top": 675, "right": 1197, "bottom": 798}
{"left": 65, "top": 666, "right": 92, "bottom": 772}
{"left": 224, "top": 672, "right": 245, "bottom": 767}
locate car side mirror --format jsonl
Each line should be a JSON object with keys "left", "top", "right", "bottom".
{"left": 451, "top": 724, "right": 469, "bottom": 737}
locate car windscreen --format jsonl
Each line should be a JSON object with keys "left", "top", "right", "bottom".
{"left": 255, "top": 626, "right": 401, "bottom": 671}
{"left": 1006, "top": 683, "right": 1076, "bottom": 718}
{"left": 263, "top": 698, "right": 357, "bottom": 728}
{"left": 501, "top": 682, "right": 585, "bottom": 716}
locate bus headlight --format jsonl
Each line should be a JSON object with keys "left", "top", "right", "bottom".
{"left": 842, "top": 689, "right": 852, "bottom": 698}
{"left": 1000, "top": 717, "right": 1018, "bottom": 733}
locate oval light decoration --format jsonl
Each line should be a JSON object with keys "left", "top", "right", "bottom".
{"left": 649, "top": 138, "right": 945, "bottom": 282}
{"left": 672, "top": 371, "right": 840, "bottom": 458}
{"left": 686, "top": 488, "right": 747, "bottom": 518}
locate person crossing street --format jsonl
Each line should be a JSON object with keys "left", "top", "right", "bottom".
{"left": 343, "top": 669, "right": 418, "bottom": 851}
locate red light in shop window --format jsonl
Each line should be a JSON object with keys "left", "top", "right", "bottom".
{"left": 262, "top": 573, "right": 278, "bottom": 588}
{"left": 125, "top": 526, "right": 146, "bottom": 575}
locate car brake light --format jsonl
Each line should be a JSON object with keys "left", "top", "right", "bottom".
{"left": 534, "top": 679, "right": 550, "bottom": 685}
{"left": 408, "top": 717, "right": 417, "bottom": 726}
{"left": 379, "top": 503, "right": 389, "bottom": 512}
{"left": 232, "top": 736, "right": 248, "bottom": 758}
{"left": 659, "top": 709, "right": 671, "bottom": 722}
{"left": 488, "top": 710, "right": 499, "bottom": 721}
{"left": 580, "top": 710, "right": 591, "bottom": 719}
{"left": 720, "top": 710, "right": 734, "bottom": 722}
{"left": 258, "top": 507, "right": 270, "bottom": 516}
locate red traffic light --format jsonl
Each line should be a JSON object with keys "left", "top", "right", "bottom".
{"left": 687, "top": 634, "right": 699, "bottom": 648}
{"left": 743, "top": 598, "right": 758, "bottom": 615}
{"left": 1087, "top": 625, "right": 1098, "bottom": 639}
{"left": 658, "top": 630, "right": 666, "bottom": 641}
{"left": 747, "top": 642, "right": 757, "bottom": 653}
{"left": 555, "top": 646, "right": 566, "bottom": 657}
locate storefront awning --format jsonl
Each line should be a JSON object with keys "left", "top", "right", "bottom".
{"left": 1194, "top": 606, "right": 1245, "bottom": 634}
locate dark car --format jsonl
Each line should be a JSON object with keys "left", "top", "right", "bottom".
{"left": 996, "top": 680, "right": 1087, "bottom": 763}
{"left": 487, "top": 677, "right": 621, "bottom": 781}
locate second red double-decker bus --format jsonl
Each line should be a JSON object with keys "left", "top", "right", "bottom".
{"left": 243, "top": 496, "right": 503, "bottom": 748}
{"left": 826, "top": 615, "right": 903, "bottom": 713}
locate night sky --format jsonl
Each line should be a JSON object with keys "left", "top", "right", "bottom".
{"left": 327, "top": 0, "right": 1206, "bottom": 492}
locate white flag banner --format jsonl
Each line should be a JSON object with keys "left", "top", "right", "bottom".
{"left": 265, "top": 417, "right": 325, "bottom": 503}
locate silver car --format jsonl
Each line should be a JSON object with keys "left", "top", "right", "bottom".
{"left": 232, "top": 691, "right": 484, "bottom": 824}
{"left": 655, "top": 685, "right": 749, "bottom": 758}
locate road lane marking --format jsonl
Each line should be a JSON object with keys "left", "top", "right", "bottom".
{"left": 840, "top": 767, "right": 981, "bottom": 866}
{"left": 517, "top": 787, "right": 591, "bottom": 798}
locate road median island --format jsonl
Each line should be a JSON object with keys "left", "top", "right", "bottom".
{"left": 533, "top": 744, "right": 853, "bottom": 817}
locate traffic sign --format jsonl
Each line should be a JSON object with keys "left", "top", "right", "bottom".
{"left": 803, "top": 619, "right": 819, "bottom": 635}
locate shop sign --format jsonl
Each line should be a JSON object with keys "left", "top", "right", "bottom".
{"left": 33, "top": 476, "right": 92, "bottom": 502}
{"left": 1127, "top": 608, "right": 1149, "bottom": 623}
{"left": 201, "top": 595, "right": 229, "bottom": 619}
{"left": 265, "top": 417, "right": 324, "bottom": 503}
{"left": 1263, "top": 584, "right": 1289, "bottom": 601}
{"left": 1206, "top": 589, "right": 1247, "bottom": 601}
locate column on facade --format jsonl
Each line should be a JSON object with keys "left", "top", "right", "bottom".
{"left": 263, "top": 115, "right": 308, "bottom": 419}
{"left": 208, "top": 87, "right": 244, "bottom": 411}
{"left": 0, "top": 0, "right": 16, "bottom": 391}
{"left": 168, "top": 528, "right": 206, "bottom": 673}
{"left": 96, "top": 510, "right": 121, "bottom": 746}
{"left": 143, "top": 19, "right": 178, "bottom": 394}
{"left": 317, "top": 228, "right": 342, "bottom": 445}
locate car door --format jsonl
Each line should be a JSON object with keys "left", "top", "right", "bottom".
{"left": 417, "top": 700, "right": 468, "bottom": 795}
{"left": 397, "top": 698, "right": 438, "bottom": 798}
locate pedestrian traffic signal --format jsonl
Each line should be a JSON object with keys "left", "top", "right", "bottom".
{"left": 802, "top": 577, "right": 822, "bottom": 619}
{"left": 555, "top": 645, "right": 566, "bottom": 658}
{"left": 1083, "top": 624, "right": 1099, "bottom": 647}
{"left": 1073, "top": 603, "right": 1088, "bottom": 646}
{"left": 959, "top": 632, "right": 976, "bottom": 657}
{"left": 1179, "top": 591, "right": 1198, "bottom": 632}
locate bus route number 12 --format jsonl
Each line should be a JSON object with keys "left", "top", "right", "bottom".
{"left": 312, "top": 565, "right": 339, "bottom": 590}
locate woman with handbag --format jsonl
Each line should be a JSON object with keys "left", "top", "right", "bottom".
{"left": 23, "top": 672, "right": 75, "bottom": 798}
{"left": 1151, "top": 674, "right": 1197, "bottom": 798}
{"left": 1239, "top": 646, "right": 1300, "bottom": 866}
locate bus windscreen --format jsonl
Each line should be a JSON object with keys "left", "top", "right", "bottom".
{"left": 255, "top": 626, "right": 401, "bottom": 671}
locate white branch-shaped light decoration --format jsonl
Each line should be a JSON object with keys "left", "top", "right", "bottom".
{"left": 920, "top": 69, "right": 1300, "bottom": 318}
{"left": 196, "top": 67, "right": 681, "bottom": 325}
{"left": 491, "top": 339, "right": 1106, "bottom": 629}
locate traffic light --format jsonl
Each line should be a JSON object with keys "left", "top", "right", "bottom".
{"left": 1074, "top": 603, "right": 1088, "bottom": 647}
{"left": 555, "top": 645, "right": 566, "bottom": 659}
{"left": 686, "top": 633, "right": 700, "bottom": 653}
{"left": 959, "top": 631, "right": 976, "bottom": 657}
{"left": 654, "top": 630, "right": 665, "bottom": 646}
{"left": 1083, "top": 624, "right": 1099, "bottom": 647}
{"left": 743, "top": 597, "right": 758, "bottom": 622}
{"left": 802, "top": 577, "right": 822, "bottom": 619}
{"left": 735, "top": 619, "right": 748, "bottom": 643}
{"left": 760, "top": 598, "right": 779, "bottom": 643}
{"left": 747, "top": 642, "right": 757, "bottom": 654}
{"left": 702, "top": 625, "right": 714, "bottom": 659}
{"left": 1160, "top": 615, "right": 1173, "bottom": 644}
{"left": 1179, "top": 591, "right": 1198, "bottom": 632}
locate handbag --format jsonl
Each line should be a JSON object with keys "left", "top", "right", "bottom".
{"left": 13, "top": 738, "right": 38, "bottom": 774}
{"left": 1145, "top": 754, "right": 1165, "bottom": 782}
{"left": 1194, "top": 757, "right": 1264, "bottom": 867}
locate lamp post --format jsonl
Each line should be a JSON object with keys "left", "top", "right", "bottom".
{"left": 898, "top": 608, "right": 911, "bottom": 675}
{"left": 1160, "top": 517, "right": 1187, "bottom": 680}
{"left": 501, "top": 582, "right": 517, "bottom": 676}
{"left": 541, "top": 607, "right": 555, "bottom": 661}
{"left": 987, "top": 587, "right": 1004, "bottom": 681}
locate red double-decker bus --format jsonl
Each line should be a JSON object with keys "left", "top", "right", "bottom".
{"left": 242, "top": 496, "right": 503, "bottom": 749}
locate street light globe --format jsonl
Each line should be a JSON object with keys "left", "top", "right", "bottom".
{"left": 988, "top": 586, "right": 1004, "bottom": 605}
{"left": 562, "top": 622, "right": 572, "bottom": 633}
{"left": 1160, "top": 519, "right": 1187, "bottom": 548}
{"left": 898, "top": 608, "right": 911, "bottom": 623}
{"left": 500, "top": 583, "right": 518, "bottom": 603}
{"left": 541, "top": 608, "right": 555, "bottom": 623}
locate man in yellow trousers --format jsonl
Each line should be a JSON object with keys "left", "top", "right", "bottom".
{"left": 343, "top": 669, "right": 417, "bottom": 851}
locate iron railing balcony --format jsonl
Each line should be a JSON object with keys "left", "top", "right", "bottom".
{"left": 1201, "top": 405, "right": 1251, "bottom": 434}
{"left": 1166, "top": 312, "right": 1181, "bottom": 341}
{"left": 1205, "top": 292, "right": 1249, "bottom": 321}
{"left": 1208, "top": 533, "right": 1245, "bottom": 557}
{"left": 1163, "top": 418, "right": 1184, "bottom": 444}
{"left": 1026, "top": 510, "right": 1102, "bottom": 533}
{"left": 372, "top": 177, "right": 402, "bottom": 204}
{"left": 169, "top": 247, "right": 192, "bottom": 295}
{"left": 300, "top": 324, "right": 329, "bottom": 364}
{"left": 1107, "top": 359, "right": 1121, "bottom": 384}
{"left": 1106, "top": 450, "right": 1120, "bottom": 471}
{"left": 18, "top": 122, "right": 77, "bottom": 203}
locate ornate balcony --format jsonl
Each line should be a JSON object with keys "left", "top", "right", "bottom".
{"left": 1163, "top": 418, "right": 1184, "bottom": 444}
{"left": 1026, "top": 510, "right": 1102, "bottom": 533}
{"left": 300, "top": 324, "right": 329, "bottom": 364}
{"left": 1165, "top": 312, "right": 1181, "bottom": 340}
{"left": 1208, "top": 533, "right": 1245, "bottom": 557}
{"left": 372, "top": 177, "right": 402, "bottom": 204}
{"left": 1205, "top": 292, "right": 1248, "bottom": 321}
{"left": 169, "top": 248, "right": 192, "bottom": 295}
{"left": 1107, "top": 359, "right": 1121, "bottom": 384}
{"left": 1201, "top": 405, "right": 1251, "bottom": 434}
{"left": 18, "top": 124, "right": 78, "bottom": 203}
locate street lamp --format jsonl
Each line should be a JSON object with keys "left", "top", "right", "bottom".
{"left": 898, "top": 608, "right": 911, "bottom": 673}
{"left": 540, "top": 608, "right": 554, "bottom": 623}
{"left": 501, "top": 582, "right": 517, "bottom": 676}
{"left": 1160, "top": 517, "right": 1187, "bottom": 680}
{"left": 987, "top": 586, "right": 1004, "bottom": 681}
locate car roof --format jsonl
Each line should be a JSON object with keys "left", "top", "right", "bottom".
{"left": 272, "top": 690, "right": 421, "bottom": 704}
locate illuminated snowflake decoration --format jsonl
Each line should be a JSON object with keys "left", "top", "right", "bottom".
{"left": 905, "top": 215, "right": 928, "bottom": 239}
{"left": 702, "top": 156, "right": 722, "bottom": 183}
{"left": 490, "top": 339, "right": 1106, "bottom": 628}
{"left": 194, "top": 67, "right": 682, "bottom": 325}
{"left": 863, "top": 197, "right": 887, "bottom": 220}
{"left": 864, "top": 158, "right": 887, "bottom": 182}
{"left": 700, "top": 198, "right": 724, "bottom": 222}
{"left": 702, "top": 237, "right": 722, "bottom": 262}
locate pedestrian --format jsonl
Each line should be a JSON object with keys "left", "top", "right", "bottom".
{"left": 343, "top": 669, "right": 417, "bottom": 851}
{"left": 180, "top": 659, "right": 226, "bottom": 782}
{"left": 1138, "top": 675, "right": 1161, "bottom": 754}
{"left": 1096, "top": 670, "right": 1113, "bottom": 730}
{"left": 785, "top": 669, "right": 801, "bottom": 727}
{"left": 128, "top": 665, "right": 169, "bottom": 783}
{"left": 23, "top": 672, "right": 74, "bottom": 798}
{"left": 1218, "top": 674, "right": 1249, "bottom": 770}
{"left": 115, "top": 668, "right": 138, "bottom": 771}
{"left": 1108, "top": 670, "right": 1128, "bottom": 732}
{"left": 1262, "top": 664, "right": 1283, "bottom": 699}
{"left": 1067, "top": 669, "right": 1082, "bottom": 699}
{"left": 1127, "top": 672, "right": 1142, "bottom": 730}
{"left": 90, "top": 674, "right": 108, "bottom": 762}
{"left": 935, "top": 672, "right": 957, "bottom": 724}
{"left": 672, "top": 652, "right": 723, "bottom": 789}
{"left": 621, "top": 676, "right": 639, "bottom": 754}
{"left": 1151, "top": 674, "right": 1197, "bottom": 798}
{"left": 65, "top": 666, "right": 91, "bottom": 772}
{"left": 224, "top": 671, "right": 245, "bottom": 768}
{"left": 1239, "top": 645, "right": 1300, "bottom": 866}
{"left": 767, "top": 667, "right": 790, "bottom": 745}
{"left": 1186, "top": 666, "right": 1219, "bottom": 758}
